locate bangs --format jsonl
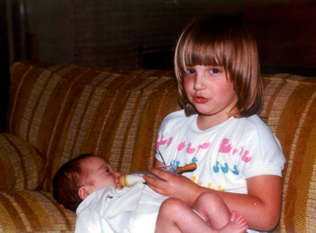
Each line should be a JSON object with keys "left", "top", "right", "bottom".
{"left": 185, "top": 42, "right": 222, "bottom": 66}
{"left": 177, "top": 33, "right": 229, "bottom": 77}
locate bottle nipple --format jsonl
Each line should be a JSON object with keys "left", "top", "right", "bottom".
{"left": 118, "top": 174, "right": 130, "bottom": 187}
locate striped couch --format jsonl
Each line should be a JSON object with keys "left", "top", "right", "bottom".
{"left": 0, "top": 61, "right": 315, "bottom": 232}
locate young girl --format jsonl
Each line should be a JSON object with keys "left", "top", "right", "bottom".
{"left": 144, "top": 14, "right": 286, "bottom": 232}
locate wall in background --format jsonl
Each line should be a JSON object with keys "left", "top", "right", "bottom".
{"left": 8, "top": 0, "right": 316, "bottom": 73}
{"left": 19, "top": 0, "right": 243, "bottom": 69}
{"left": 243, "top": 0, "right": 316, "bottom": 76}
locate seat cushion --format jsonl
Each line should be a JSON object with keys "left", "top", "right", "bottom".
{"left": 0, "top": 190, "right": 75, "bottom": 232}
{"left": 0, "top": 134, "right": 45, "bottom": 191}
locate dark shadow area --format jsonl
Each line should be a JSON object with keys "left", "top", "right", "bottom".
{"left": 261, "top": 66, "right": 316, "bottom": 77}
{"left": 142, "top": 48, "right": 174, "bottom": 70}
{"left": 0, "top": 0, "right": 10, "bottom": 132}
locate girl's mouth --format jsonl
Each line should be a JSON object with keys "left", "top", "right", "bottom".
{"left": 194, "top": 96, "right": 208, "bottom": 103}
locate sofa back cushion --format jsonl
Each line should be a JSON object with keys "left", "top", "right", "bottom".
{"left": 8, "top": 62, "right": 179, "bottom": 191}
{"left": 259, "top": 74, "right": 316, "bottom": 232}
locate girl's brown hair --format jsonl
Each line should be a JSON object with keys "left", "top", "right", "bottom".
{"left": 174, "top": 14, "right": 263, "bottom": 117}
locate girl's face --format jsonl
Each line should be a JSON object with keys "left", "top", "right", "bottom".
{"left": 184, "top": 65, "right": 239, "bottom": 129}
{"left": 80, "top": 156, "right": 122, "bottom": 194}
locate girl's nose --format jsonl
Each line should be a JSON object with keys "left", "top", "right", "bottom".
{"left": 193, "top": 75, "right": 206, "bottom": 90}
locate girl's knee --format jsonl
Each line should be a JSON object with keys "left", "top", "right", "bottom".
{"left": 193, "top": 192, "right": 231, "bottom": 228}
{"left": 159, "top": 198, "right": 187, "bottom": 217}
{"left": 162, "top": 197, "right": 186, "bottom": 210}
{"left": 194, "top": 192, "right": 225, "bottom": 212}
{"left": 197, "top": 192, "right": 222, "bottom": 205}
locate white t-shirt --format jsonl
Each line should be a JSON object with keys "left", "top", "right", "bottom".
{"left": 155, "top": 110, "right": 286, "bottom": 194}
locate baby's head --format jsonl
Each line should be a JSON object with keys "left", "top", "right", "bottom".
{"left": 174, "top": 14, "right": 263, "bottom": 118}
{"left": 53, "top": 154, "right": 121, "bottom": 211}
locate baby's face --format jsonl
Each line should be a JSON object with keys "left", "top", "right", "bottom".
{"left": 80, "top": 156, "right": 122, "bottom": 194}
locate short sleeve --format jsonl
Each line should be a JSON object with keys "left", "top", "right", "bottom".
{"left": 238, "top": 120, "right": 286, "bottom": 179}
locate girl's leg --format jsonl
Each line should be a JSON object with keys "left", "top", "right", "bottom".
{"left": 192, "top": 192, "right": 231, "bottom": 229}
{"left": 155, "top": 197, "right": 216, "bottom": 233}
{"left": 155, "top": 197, "right": 248, "bottom": 233}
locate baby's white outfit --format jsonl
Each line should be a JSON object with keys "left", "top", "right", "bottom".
{"left": 75, "top": 182, "right": 167, "bottom": 233}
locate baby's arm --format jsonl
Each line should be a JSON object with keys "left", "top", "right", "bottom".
{"left": 145, "top": 164, "right": 282, "bottom": 231}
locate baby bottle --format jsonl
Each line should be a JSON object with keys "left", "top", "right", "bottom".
{"left": 119, "top": 163, "right": 197, "bottom": 188}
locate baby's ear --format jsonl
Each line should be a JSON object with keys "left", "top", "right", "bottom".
{"left": 78, "top": 187, "right": 90, "bottom": 200}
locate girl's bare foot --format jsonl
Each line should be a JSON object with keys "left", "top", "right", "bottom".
{"left": 219, "top": 211, "right": 248, "bottom": 233}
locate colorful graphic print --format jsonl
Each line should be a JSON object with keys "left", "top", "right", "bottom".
{"left": 157, "top": 135, "right": 252, "bottom": 164}
{"left": 156, "top": 135, "right": 253, "bottom": 191}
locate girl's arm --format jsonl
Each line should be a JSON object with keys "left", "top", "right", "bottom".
{"left": 144, "top": 162, "right": 282, "bottom": 231}
{"left": 153, "top": 159, "right": 164, "bottom": 168}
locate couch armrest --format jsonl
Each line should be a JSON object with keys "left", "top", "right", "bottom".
{"left": 0, "top": 133, "right": 46, "bottom": 191}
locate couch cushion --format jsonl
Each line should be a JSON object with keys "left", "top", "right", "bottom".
{"left": 0, "top": 134, "right": 45, "bottom": 191}
{"left": 259, "top": 74, "right": 316, "bottom": 232}
{"left": 0, "top": 190, "right": 75, "bottom": 232}
{"left": 8, "top": 62, "right": 179, "bottom": 192}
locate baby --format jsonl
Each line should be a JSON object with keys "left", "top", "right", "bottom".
{"left": 53, "top": 154, "right": 248, "bottom": 233}
{"left": 53, "top": 153, "right": 122, "bottom": 212}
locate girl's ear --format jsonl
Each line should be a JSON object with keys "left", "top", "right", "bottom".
{"left": 78, "top": 186, "right": 90, "bottom": 200}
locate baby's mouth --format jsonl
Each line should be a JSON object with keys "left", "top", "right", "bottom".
{"left": 116, "top": 178, "right": 123, "bottom": 190}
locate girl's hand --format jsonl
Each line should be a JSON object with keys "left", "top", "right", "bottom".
{"left": 144, "top": 168, "right": 201, "bottom": 205}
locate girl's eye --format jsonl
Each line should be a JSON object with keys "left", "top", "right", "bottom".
{"left": 210, "top": 68, "right": 220, "bottom": 74}
{"left": 187, "top": 69, "right": 195, "bottom": 75}
{"left": 106, "top": 169, "right": 110, "bottom": 173}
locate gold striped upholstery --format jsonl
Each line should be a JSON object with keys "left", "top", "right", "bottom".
{"left": 7, "top": 62, "right": 179, "bottom": 193}
{"left": 261, "top": 75, "right": 316, "bottom": 233}
{"left": 0, "top": 190, "right": 75, "bottom": 232}
{"left": 0, "top": 133, "right": 45, "bottom": 191}
{"left": 0, "top": 62, "right": 315, "bottom": 232}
